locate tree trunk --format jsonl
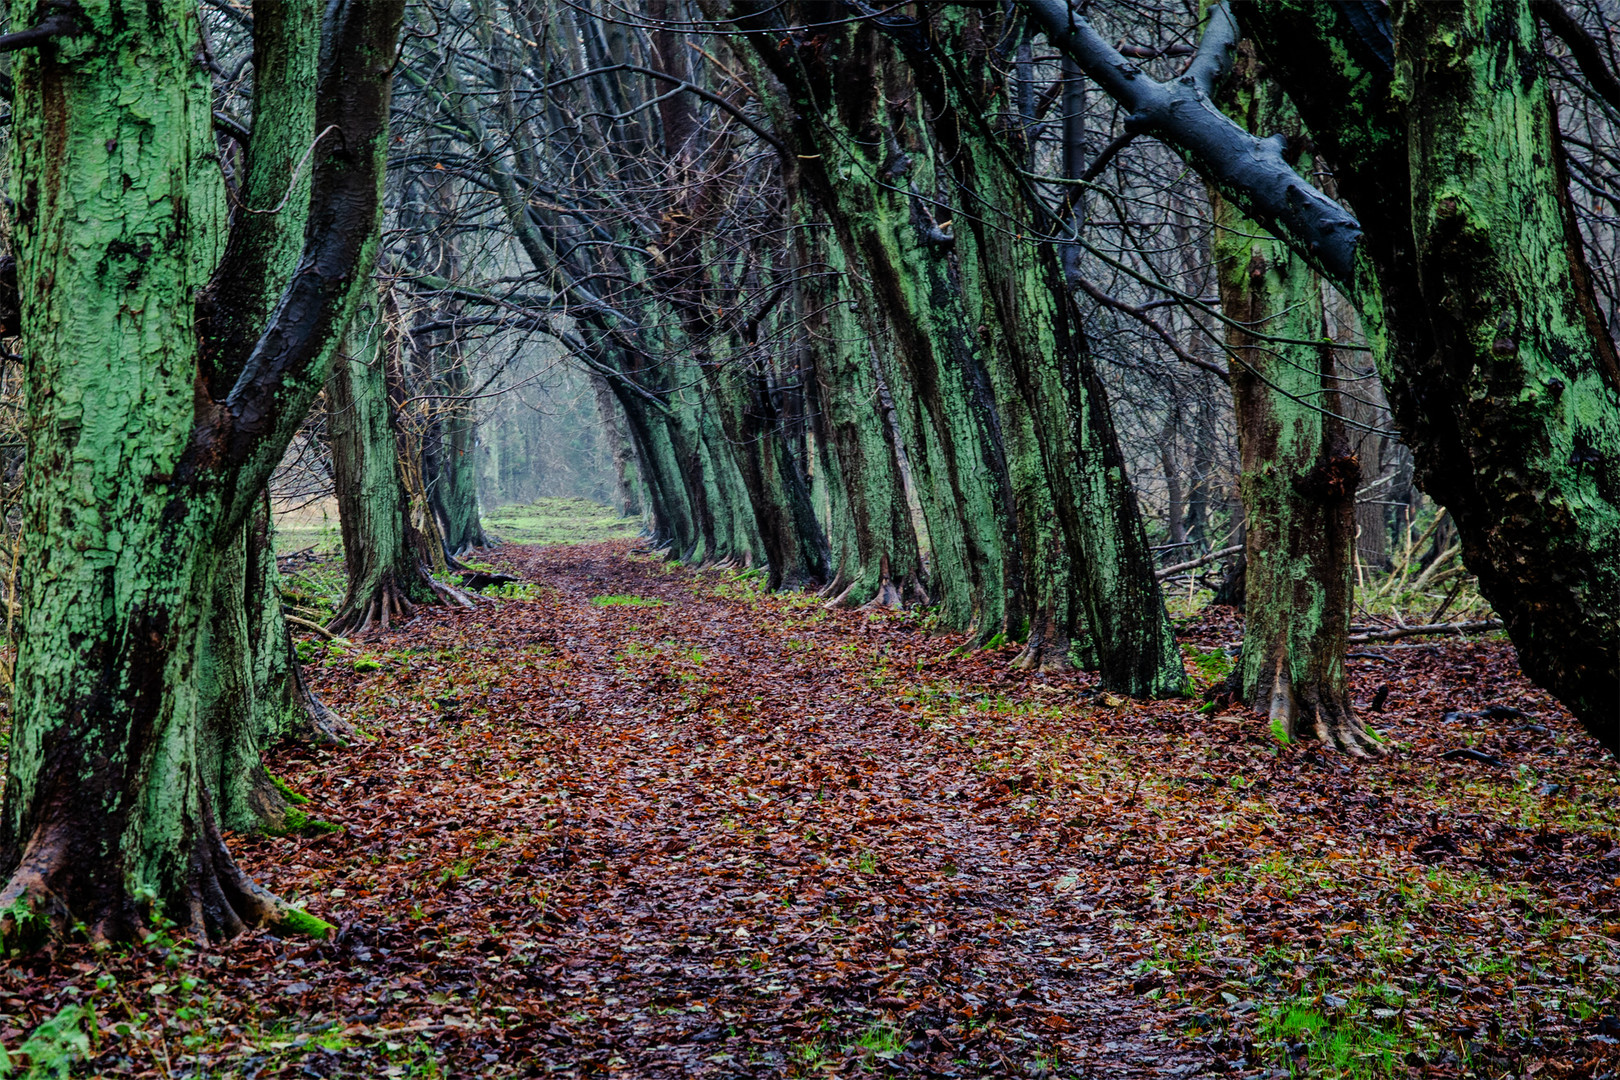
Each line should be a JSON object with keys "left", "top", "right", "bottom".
{"left": 1213, "top": 44, "right": 1376, "bottom": 755}
{"left": 197, "top": 496, "right": 350, "bottom": 834}
{"left": 915, "top": 7, "right": 1184, "bottom": 692}
{"left": 327, "top": 282, "right": 471, "bottom": 636}
{"left": 733, "top": 8, "right": 1023, "bottom": 645}
{"left": 1161, "top": 418, "right": 1188, "bottom": 549}
{"left": 797, "top": 208, "right": 927, "bottom": 608}
{"left": 1, "top": 0, "right": 401, "bottom": 947}
{"left": 192, "top": 0, "right": 346, "bottom": 828}
{"left": 1229, "top": 1, "right": 1620, "bottom": 751}
{"left": 426, "top": 350, "right": 489, "bottom": 557}
{"left": 591, "top": 374, "right": 641, "bottom": 518}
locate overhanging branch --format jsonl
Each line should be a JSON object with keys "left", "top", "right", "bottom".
{"left": 1021, "top": 0, "right": 1364, "bottom": 290}
{"left": 0, "top": 1, "right": 81, "bottom": 54}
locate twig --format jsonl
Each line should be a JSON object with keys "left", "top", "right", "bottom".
{"left": 1424, "top": 578, "right": 1466, "bottom": 625}
{"left": 287, "top": 614, "right": 337, "bottom": 640}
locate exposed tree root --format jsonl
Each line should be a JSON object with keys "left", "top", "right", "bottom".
{"left": 288, "top": 651, "right": 356, "bottom": 745}
{"left": 327, "top": 570, "right": 475, "bottom": 639}
{"left": 860, "top": 577, "right": 905, "bottom": 610}
{"left": 1010, "top": 634, "right": 1075, "bottom": 673}
{"left": 824, "top": 556, "right": 927, "bottom": 611}
{"left": 0, "top": 790, "right": 332, "bottom": 953}
{"left": 1265, "top": 669, "right": 1386, "bottom": 758}
{"left": 1012, "top": 606, "right": 1077, "bottom": 673}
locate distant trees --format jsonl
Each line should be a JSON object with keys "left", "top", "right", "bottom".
{"left": 366, "top": 0, "right": 1617, "bottom": 741}
{"left": 0, "top": 0, "right": 1613, "bottom": 952}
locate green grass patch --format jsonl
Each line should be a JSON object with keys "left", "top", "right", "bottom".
{"left": 270, "top": 807, "right": 342, "bottom": 838}
{"left": 1183, "top": 643, "right": 1233, "bottom": 684}
{"left": 590, "top": 595, "right": 666, "bottom": 608}
{"left": 1259, "top": 1000, "right": 1416, "bottom": 1079}
{"left": 482, "top": 497, "right": 642, "bottom": 546}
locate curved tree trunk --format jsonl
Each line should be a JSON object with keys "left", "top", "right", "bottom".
{"left": 884, "top": 7, "right": 1185, "bottom": 693}
{"left": 734, "top": 9, "right": 1024, "bottom": 645}
{"left": 797, "top": 210, "right": 927, "bottom": 609}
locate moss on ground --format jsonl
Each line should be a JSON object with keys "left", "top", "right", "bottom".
{"left": 482, "top": 497, "right": 642, "bottom": 546}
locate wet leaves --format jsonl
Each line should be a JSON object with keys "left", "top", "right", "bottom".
{"left": 3, "top": 542, "right": 1617, "bottom": 1077}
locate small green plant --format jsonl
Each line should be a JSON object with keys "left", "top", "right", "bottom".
{"left": 269, "top": 774, "right": 310, "bottom": 806}
{"left": 489, "top": 580, "right": 543, "bottom": 600}
{"left": 848, "top": 1021, "right": 904, "bottom": 1062}
{"left": 1183, "top": 644, "right": 1233, "bottom": 683}
{"left": 1259, "top": 1000, "right": 1416, "bottom": 1079}
{"left": 6, "top": 1002, "right": 94, "bottom": 1078}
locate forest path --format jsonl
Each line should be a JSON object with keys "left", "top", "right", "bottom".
{"left": 259, "top": 540, "right": 1213, "bottom": 1077}
{"left": 106, "top": 538, "right": 1610, "bottom": 1079}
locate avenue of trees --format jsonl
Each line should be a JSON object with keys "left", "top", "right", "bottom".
{"left": 0, "top": 0, "right": 1611, "bottom": 950}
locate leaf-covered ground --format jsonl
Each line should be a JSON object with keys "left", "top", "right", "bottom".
{"left": 8, "top": 541, "right": 1620, "bottom": 1078}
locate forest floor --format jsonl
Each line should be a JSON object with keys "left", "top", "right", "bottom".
{"left": 8, "top": 537, "right": 1620, "bottom": 1078}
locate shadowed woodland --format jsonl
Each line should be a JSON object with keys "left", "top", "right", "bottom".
{"left": 0, "top": 0, "right": 1613, "bottom": 1076}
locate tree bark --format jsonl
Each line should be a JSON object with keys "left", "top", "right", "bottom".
{"left": 896, "top": 6, "right": 1185, "bottom": 692}
{"left": 1213, "top": 40, "right": 1377, "bottom": 755}
{"left": 425, "top": 346, "right": 490, "bottom": 557}
{"left": 591, "top": 374, "right": 641, "bottom": 518}
{"left": 796, "top": 207, "right": 927, "bottom": 608}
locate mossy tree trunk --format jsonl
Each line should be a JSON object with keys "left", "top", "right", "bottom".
{"left": 731, "top": 5, "right": 1024, "bottom": 644}
{"left": 1, "top": 0, "right": 401, "bottom": 946}
{"left": 1236, "top": 0, "right": 1620, "bottom": 752}
{"left": 795, "top": 207, "right": 926, "bottom": 608}
{"left": 917, "top": 8, "right": 1184, "bottom": 693}
{"left": 198, "top": 497, "right": 350, "bottom": 834}
{"left": 327, "top": 282, "right": 472, "bottom": 636}
{"left": 643, "top": 16, "right": 824, "bottom": 588}
{"left": 1212, "top": 41, "right": 1378, "bottom": 754}
{"left": 192, "top": 0, "right": 345, "bottom": 831}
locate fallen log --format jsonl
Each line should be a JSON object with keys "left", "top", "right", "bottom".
{"left": 1348, "top": 620, "right": 1503, "bottom": 644}
{"left": 1154, "top": 544, "right": 1243, "bottom": 579}
{"left": 287, "top": 614, "right": 337, "bottom": 640}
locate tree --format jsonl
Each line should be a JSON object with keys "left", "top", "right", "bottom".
{"left": 194, "top": 0, "right": 350, "bottom": 836}
{"left": 1, "top": 0, "right": 402, "bottom": 945}
{"left": 1028, "top": 0, "right": 1620, "bottom": 751}
{"left": 1211, "top": 42, "right": 1374, "bottom": 754}
{"left": 728, "top": 1, "right": 1184, "bottom": 692}
{"left": 327, "top": 280, "right": 473, "bottom": 636}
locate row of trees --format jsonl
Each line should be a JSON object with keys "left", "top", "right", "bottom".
{"left": 0, "top": 0, "right": 1612, "bottom": 949}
